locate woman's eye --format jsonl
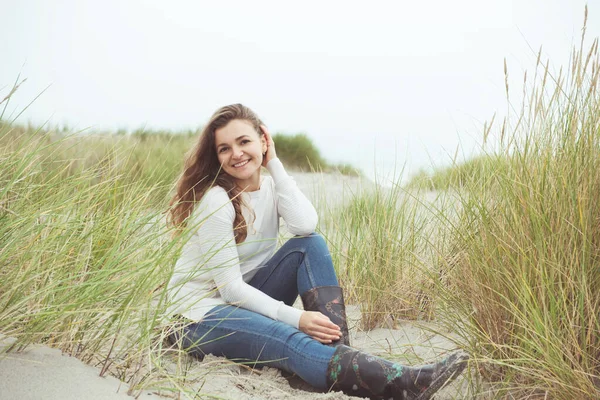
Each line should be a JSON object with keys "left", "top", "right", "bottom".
{"left": 219, "top": 147, "right": 228, "bottom": 153}
{"left": 241, "top": 139, "right": 250, "bottom": 144}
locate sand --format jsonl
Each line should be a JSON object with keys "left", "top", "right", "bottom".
{"left": 0, "top": 334, "right": 162, "bottom": 400}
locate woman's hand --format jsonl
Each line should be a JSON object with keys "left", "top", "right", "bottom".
{"left": 260, "top": 124, "right": 277, "bottom": 167}
{"left": 299, "top": 311, "right": 342, "bottom": 344}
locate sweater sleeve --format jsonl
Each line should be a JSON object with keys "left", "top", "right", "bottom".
{"left": 266, "top": 158, "right": 318, "bottom": 235}
{"left": 189, "top": 188, "right": 303, "bottom": 328}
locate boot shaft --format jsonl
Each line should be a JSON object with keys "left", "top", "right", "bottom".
{"left": 301, "top": 285, "right": 350, "bottom": 346}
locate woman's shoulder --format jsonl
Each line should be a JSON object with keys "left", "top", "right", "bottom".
{"left": 204, "top": 185, "right": 229, "bottom": 199}
{"left": 203, "top": 186, "right": 233, "bottom": 206}
{"left": 192, "top": 186, "right": 234, "bottom": 219}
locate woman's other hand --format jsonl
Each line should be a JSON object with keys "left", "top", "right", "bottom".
{"left": 260, "top": 124, "right": 277, "bottom": 167}
{"left": 299, "top": 311, "right": 342, "bottom": 344}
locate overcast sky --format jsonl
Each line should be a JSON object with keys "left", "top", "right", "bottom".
{"left": 2, "top": 1, "right": 598, "bottom": 182}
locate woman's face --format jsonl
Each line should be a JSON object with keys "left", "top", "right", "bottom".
{"left": 215, "top": 119, "right": 267, "bottom": 191}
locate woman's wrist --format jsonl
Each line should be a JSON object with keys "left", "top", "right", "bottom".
{"left": 265, "top": 157, "right": 280, "bottom": 168}
{"left": 265, "top": 158, "right": 290, "bottom": 183}
{"left": 277, "top": 303, "right": 303, "bottom": 329}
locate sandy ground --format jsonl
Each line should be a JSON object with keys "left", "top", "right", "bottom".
{"left": 0, "top": 171, "right": 474, "bottom": 400}
{"left": 0, "top": 334, "right": 162, "bottom": 400}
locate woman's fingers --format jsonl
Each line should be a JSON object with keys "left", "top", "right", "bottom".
{"left": 260, "top": 125, "right": 270, "bottom": 142}
{"left": 259, "top": 124, "right": 277, "bottom": 167}
{"left": 316, "top": 323, "right": 342, "bottom": 337}
{"left": 262, "top": 127, "right": 275, "bottom": 148}
{"left": 299, "top": 311, "right": 342, "bottom": 344}
{"left": 308, "top": 326, "right": 340, "bottom": 338}
{"left": 317, "top": 313, "right": 342, "bottom": 331}
{"left": 307, "top": 314, "right": 341, "bottom": 342}
{"left": 309, "top": 331, "right": 338, "bottom": 343}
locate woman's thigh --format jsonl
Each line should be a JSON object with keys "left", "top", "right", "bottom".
{"left": 248, "top": 233, "right": 338, "bottom": 304}
{"left": 173, "top": 305, "right": 334, "bottom": 389}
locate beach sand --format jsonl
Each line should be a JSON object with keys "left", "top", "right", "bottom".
{"left": 0, "top": 334, "right": 162, "bottom": 400}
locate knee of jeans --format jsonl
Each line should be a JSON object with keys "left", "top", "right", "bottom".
{"left": 293, "top": 232, "right": 323, "bottom": 246}
{"left": 265, "top": 320, "right": 307, "bottom": 349}
{"left": 305, "top": 233, "right": 329, "bottom": 251}
{"left": 168, "top": 330, "right": 179, "bottom": 346}
{"left": 165, "top": 328, "right": 205, "bottom": 360}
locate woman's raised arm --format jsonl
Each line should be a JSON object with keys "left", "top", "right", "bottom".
{"left": 260, "top": 125, "right": 318, "bottom": 235}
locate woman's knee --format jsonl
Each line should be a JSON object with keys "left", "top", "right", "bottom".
{"left": 291, "top": 232, "right": 326, "bottom": 249}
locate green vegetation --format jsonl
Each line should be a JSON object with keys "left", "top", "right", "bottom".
{"left": 272, "top": 132, "right": 327, "bottom": 170}
{"left": 407, "top": 153, "right": 510, "bottom": 191}
{"left": 0, "top": 122, "right": 185, "bottom": 394}
{"left": 0, "top": 122, "right": 195, "bottom": 205}
{"left": 324, "top": 11, "right": 600, "bottom": 399}
{"left": 432, "top": 30, "right": 600, "bottom": 398}
{"left": 273, "top": 132, "right": 361, "bottom": 176}
{"left": 323, "top": 181, "right": 438, "bottom": 330}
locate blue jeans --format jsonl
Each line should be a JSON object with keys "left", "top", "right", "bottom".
{"left": 174, "top": 233, "right": 339, "bottom": 389}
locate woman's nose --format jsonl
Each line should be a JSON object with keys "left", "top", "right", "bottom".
{"left": 232, "top": 147, "right": 243, "bottom": 158}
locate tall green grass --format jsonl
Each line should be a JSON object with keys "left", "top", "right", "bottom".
{"left": 429, "top": 12, "right": 600, "bottom": 399}
{"left": 0, "top": 121, "right": 215, "bottom": 396}
{"left": 322, "top": 9, "right": 600, "bottom": 398}
{"left": 322, "top": 178, "right": 445, "bottom": 330}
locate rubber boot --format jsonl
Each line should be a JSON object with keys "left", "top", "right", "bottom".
{"left": 325, "top": 345, "right": 469, "bottom": 400}
{"left": 301, "top": 286, "right": 350, "bottom": 346}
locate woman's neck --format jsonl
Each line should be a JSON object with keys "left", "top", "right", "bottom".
{"left": 236, "top": 176, "right": 262, "bottom": 192}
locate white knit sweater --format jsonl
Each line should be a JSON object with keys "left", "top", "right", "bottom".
{"left": 167, "top": 158, "right": 318, "bottom": 328}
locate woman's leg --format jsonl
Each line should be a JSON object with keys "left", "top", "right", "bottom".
{"left": 248, "top": 232, "right": 338, "bottom": 305}
{"left": 172, "top": 304, "right": 336, "bottom": 389}
{"left": 171, "top": 305, "right": 469, "bottom": 399}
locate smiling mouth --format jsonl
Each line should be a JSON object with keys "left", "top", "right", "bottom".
{"left": 233, "top": 160, "right": 250, "bottom": 168}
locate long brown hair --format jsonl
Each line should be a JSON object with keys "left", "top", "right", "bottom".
{"left": 168, "top": 104, "right": 265, "bottom": 243}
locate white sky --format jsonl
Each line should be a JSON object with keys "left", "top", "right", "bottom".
{"left": 2, "top": 0, "right": 598, "bottom": 182}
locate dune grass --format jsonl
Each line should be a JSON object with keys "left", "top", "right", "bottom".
{"left": 323, "top": 180, "right": 441, "bottom": 330}
{"left": 320, "top": 9, "right": 600, "bottom": 399}
{"left": 0, "top": 121, "right": 210, "bottom": 396}
{"left": 424, "top": 13, "right": 600, "bottom": 399}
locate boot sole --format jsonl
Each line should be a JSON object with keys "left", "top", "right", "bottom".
{"left": 415, "top": 352, "right": 469, "bottom": 400}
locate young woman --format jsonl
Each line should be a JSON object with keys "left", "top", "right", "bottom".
{"left": 167, "top": 104, "right": 468, "bottom": 400}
